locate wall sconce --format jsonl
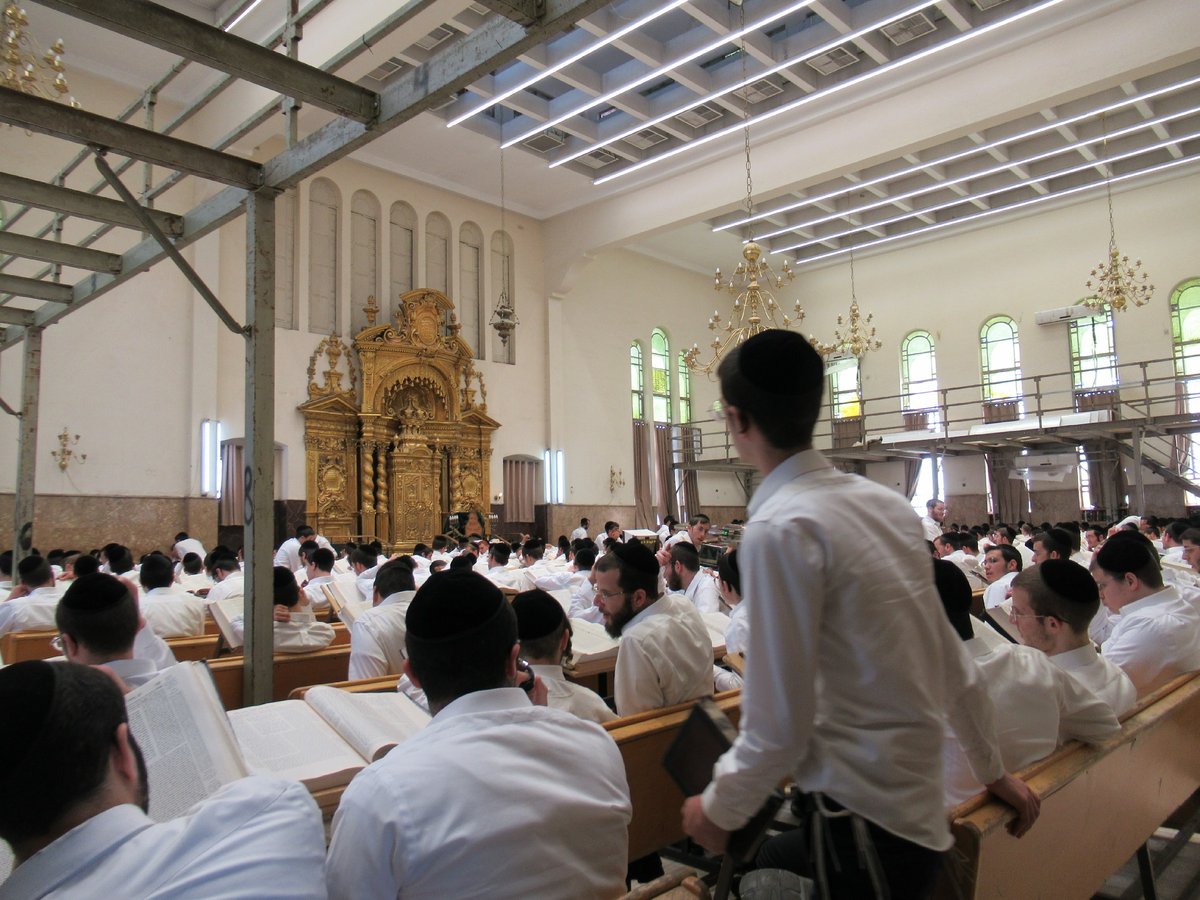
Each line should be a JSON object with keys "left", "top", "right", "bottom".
{"left": 609, "top": 466, "right": 626, "bottom": 494}
{"left": 493, "top": 492, "right": 504, "bottom": 504}
{"left": 51, "top": 428, "right": 86, "bottom": 471}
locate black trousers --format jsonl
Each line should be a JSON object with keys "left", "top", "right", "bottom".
{"left": 754, "top": 797, "right": 943, "bottom": 900}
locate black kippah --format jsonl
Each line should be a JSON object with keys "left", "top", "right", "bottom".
{"left": 932, "top": 559, "right": 974, "bottom": 641}
{"left": 1039, "top": 559, "right": 1098, "bottom": 605}
{"left": 735, "top": 330, "right": 825, "bottom": 396}
{"left": 273, "top": 566, "right": 296, "bottom": 592}
{"left": 60, "top": 572, "right": 129, "bottom": 612}
{"left": 512, "top": 589, "right": 566, "bottom": 641}
{"left": 0, "top": 660, "right": 57, "bottom": 776}
{"left": 407, "top": 569, "right": 507, "bottom": 645}
{"left": 609, "top": 539, "right": 659, "bottom": 576}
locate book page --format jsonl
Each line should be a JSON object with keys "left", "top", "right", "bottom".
{"left": 567, "top": 618, "right": 620, "bottom": 663}
{"left": 227, "top": 700, "right": 368, "bottom": 792}
{"left": 324, "top": 581, "right": 368, "bottom": 627}
{"left": 701, "top": 611, "right": 731, "bottom": 653}
{"left": 547, "top": 588, "right": 572, "bottom": 614}
{"left": 0, "top": 843, "right": 11, "bottom": 887}
{"left": 125, "top": 662, "right": 248, "bottom": 822}
{"left": 208, "top": 593, "right": 245, "bottom": 649}
{"left": 304, "top": 685, "right": 430, "bottom": 762}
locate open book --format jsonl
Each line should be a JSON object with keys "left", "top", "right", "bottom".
{"left": 323, "top": 580, "right": 370, "bottom": 627}
{"left": 207, "top": 591, "right": 246, "bottom": 650}
{"left": 700, "top": 610, "right": 732, "bottom": 655}
{"left": 228, "top": 685, "right": 429, "bottom": 791}
{"left": 566, "top": 617, "right": 620, "bottom": 666}
{"left": 125, "top": 661, "right": 249, "bottom": 822}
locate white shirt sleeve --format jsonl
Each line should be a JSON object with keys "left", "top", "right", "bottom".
{"left": 348, "top": 617, "right": 390, "bottom": 680}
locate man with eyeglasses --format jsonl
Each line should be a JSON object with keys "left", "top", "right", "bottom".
{"left": 1092, "top": 531, "right": 1200, "bottom": 696}
{"left": 981, "top": 544, "right": 1022, "bottom": 610}
{"left": 592, "top": 539, "right": 712, "bottom": 717}
{"left": 1009, "top": 560, "right": 1135, "bottom": 716}
{"left": 682, "top": 330, "right": 1042, "bottom": 899}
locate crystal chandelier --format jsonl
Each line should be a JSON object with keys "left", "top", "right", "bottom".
{"left": 489, "top": 147, "right": 519, "bottom": 346}
{"left": 1082, "top": 117, "right": 1153, "bottom": 313}
{"left": 684, "top": 11, "right": 802, "bottom": 376}
{"left": 813, "top": 251, "right": 881, "bottom": 359}
{"left": 3, "top": 4, "right": 78, "bottom": 107}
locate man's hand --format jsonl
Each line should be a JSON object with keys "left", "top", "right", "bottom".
{"left": 681, "top": 795, "right": 729, "bottom": 854}
{"left": 273, "top": 604, "right": 292, "bottom": 623}
{"left": 985, "top": 772, "right": 1041, "bottom": 837}
{"left": 5, "top": 583, "right": 30, "bottom": 600}
{"left": 655, "top": 547, "right": 671, "bottom": 567}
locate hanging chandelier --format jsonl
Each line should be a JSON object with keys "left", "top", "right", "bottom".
{"left": 684, "top": 8, "right": 802, "bottom": 377}
{"left": 812, "top": 251, "right": 881, "bottom": 360}
{"left": 489, "top": 146, "right": 519, "bottom": 347}
{"left": 1082, "top": 116, "right": 1153, "bottom": 313}
{"left": 3, "top": 4, "right": 78, "bottom": 107}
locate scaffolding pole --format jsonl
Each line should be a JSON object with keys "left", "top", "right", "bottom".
{"left": 12, "top": 327, "right": 42, "bottom": 564}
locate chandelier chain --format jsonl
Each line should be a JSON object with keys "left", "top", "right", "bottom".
{"left": 740, "top": 3, "right": 753, "bottom": 223}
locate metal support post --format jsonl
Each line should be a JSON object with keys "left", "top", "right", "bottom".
{"left": 13, "top": 327, "right": 42, "bottom": 564}
{"left": 243, "top": 189, "right": 276, "bottom": 707}
{"left": 1132, "top": 425, "right": 1146, "bottom": 512}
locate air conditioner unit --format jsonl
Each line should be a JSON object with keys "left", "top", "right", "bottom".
{"left": 1011, "top": 452, "right": 1077, "bottom": 483}
{"left": 807, "top": 46, "right": 858, "bottom": 76}
{"left": 577, "top": 149, "right": 619, "bottom": 169}
{"left": 624, "top": 128, "right": 667, "bottom": 150}
{"left": 522, "top": 128, "right": 567, "bottom": 153}
{"left": 675, "top": 104, "right": 723, "bottom": 129}
{"left": 824, "top": 350, "right": 856, "bottom": 374}
{"left": 880, "top": 12, "right": 936, "bottom": 46}
{"left": 1034, "top": 305, "right": 1094, "bottom": 326}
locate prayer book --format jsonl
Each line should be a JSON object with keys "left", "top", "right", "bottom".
{"left": 323, "top": 581, "right": 370, "bottom": 626}
{"left": 984, "top": 600, "right": 1022, "bottom": 643}
{"left": 125, "top": 661, "right": 250, "bottom": 822}
{"left": 228, "top": 685, "right": 430, "bottom": 792}
{"left": 207, "top": 592, "right": 246, "bottom": 650}
{"left": 566, "top": 617, "right": 620, "bottom": 665}
{"left": 700, "top": 611, "right": 732, "bottom": 655}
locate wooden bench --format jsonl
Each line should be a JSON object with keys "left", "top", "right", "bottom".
{"left": 207, "top": 645, "right": 353, "bottom": 709}
{"left": 936, "top": 671, "right": 1200, "bottom": 899}
{"left": 605, "top": 690, "right": 742, "bottom": 861}
{"left": 1, "top": 629, "right": 222, "bottom": 663}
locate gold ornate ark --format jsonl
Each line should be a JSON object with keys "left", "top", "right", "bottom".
{"left": 299, "top": 290, "right": 498, "bottom": 550}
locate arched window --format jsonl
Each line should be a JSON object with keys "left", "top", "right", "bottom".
{"left": 491, "top": 230, "right": 515, "bottom": 364}
{"left": 829, "top": 358, "right": 861, "bottom": 419}
{"left": 350, "top": 190, "right": 380, "bottom": 336}
{"left": 677, "top": 351, "right": 692, "bottom": 424}
{"left": 900, "top": 330, "right": 938, "bottom": 415}
{"left": 307, "top": 178, "right": 339, "bottom": 335}
{"left": 1170, "top": 278, "right": 1200, "bottom": 484}
{"left": 274, "top": 188, "right": 297, "bottom": 329}
{"left": 979, "top": 316, "right": 1023, "bottom": 403}
{"left": 425, "top": 212, "right": 451, "bottom": 296}
{"left": 651, "top": 328, "right": 671, "bottom": 422}
{"left": 630, "top": 342, "right": 644, "bottom": 420}
{"left": 458, "top": 222, "right": 484, "bottom": 358}
{"left": 390, "top": 201, "right": 417, "bottom": 304}
{"left": 1069, "top": 310, "right": 1117, "bottom": 391}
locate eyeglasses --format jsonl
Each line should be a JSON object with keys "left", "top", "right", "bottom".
{"left": 1009, "top": 610, "right": 1059, "bottom": 623}
{"left": 594, "top": 588, "right": 630, "bottom": 602}
{"left": 50, "top": 634, "right": 65, "bottom": 652}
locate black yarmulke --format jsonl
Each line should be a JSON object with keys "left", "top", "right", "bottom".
{"left": 60, "top": 572, "right": 129, "bottom": 612}
{"left": 0, "top": 661, "right": 57, "bottom": 773}
{"left": 1039, "top": 559, "right": 1099, "bottom": 605}
{"left": 609, "top": 539, "right": 659, "bottom": 576}
{"left": 932, "top": 558, "right": 974, "bottom": 641}
{"left": 407, "top": 569, "right": 506, "bottom": 643}
{"left": 512, "top": 589, "right": 566, "bottom": 641}
{"left": 736, "top": 330, "right": 825, "bottom": 396}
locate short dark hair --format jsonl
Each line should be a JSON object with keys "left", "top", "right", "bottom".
{"left": 1165, "top": 521, "right": 1189, "bottom": 543}
{"left": 309, "top": 548, "right": 335, "bottom": 573}
{"left": 688, "top": 514, "right": 710, "bottom": 527}
{"left": 717, "top": 549, "right": 741, "bottom": 595}
{"left": 926, "top": 498, "right": 942, "bottom": 511}
{"left": 717, "top": 330, "right": 825, "bottom": 451}
{"left": 1033, "top": 528, "right": 1071, "bottom": 560}
{"left": 372, "top": 558, "right": 415, "bottom": 597}
{"left": 0, "top": 661, "right": 134, "bottom": 846}
{"left": 449, "top": 555, "right": 475, "bottom": 571}
{"left": 521, "top": 539, "right": 545, "bottom": 560}
{"left": 1182, "top": 527, "right": 1200, "bottom": 545}
{"left": 489, "top": 543, "right": 511, "bottom": 566}
{"left": 107, "top": 545, "right": 134, "bottom": 576}
{"left": 72, "top": 554, "right": 100, "bottom": 577}
{"left": 669, "top": 541, "right": 700, "bottom": 573}
{"left": 593, "top": 546, "right": 659, "bottom": 599}
{"left": 174, "top": 532, "right": 190, "bottom": 542}
{"left": 405, "top": 572, "right": 516, "bottom": 708}
{"left": 431, "top": 535, "right": 450, "bottom": 552}
{"left": 1013, "top": 564, "right": 1098, "bottom": 635}
{"left": 350, "top": 548, "right": 377, "bottom": 569}
{"left": 181, "top": 552, "right": 204, "bottom": 575}
{"left": 573, "top": 547, "right": 597, "bottom": 571}
{"left": 603, "top": 521, "right": 619, "bottom": 534}
{"left": 580, "top": 517, "right": 589, "bottom": 527}
{"left": 1093, "top": 531, "right": 1163, "bottom": 588}
{"left": 298, "top": 539, "right": 319, "bottom": 560}
{"left": 56, "top": 574, "right": 139, "bottom": 657}
{"left": 986, "top": 544, "right": 1022, "bottom": 571}
{"left": 273, "top": 567, "right": 300, "bottom": 608}
{"left": 0, "top": 550, "right": 11, "bottom": 577}
{"left": 212, "top": 555, "right": 240, "bottom": 576}
{"left": 412, "top": 543, "right": 430, "bottom": 558}
{"left": 296, "top": 525, "right": 315, "bottom": 538}
{"left": 139, "top": 554, "right": 174, "bottom": 591}
{"left": 17, "top": 555, "right": 52, "bottom": 587}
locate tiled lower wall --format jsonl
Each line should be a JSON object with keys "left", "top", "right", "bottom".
{"left": 0, "top": 494, "right": 217, "bottom": 558}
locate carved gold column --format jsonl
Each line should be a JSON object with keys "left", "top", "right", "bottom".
{"left": 376, "top": 443, "right": 390, "bottom": 544}
{"left": 359, "top": 438, "right": 376, "bottom": 538}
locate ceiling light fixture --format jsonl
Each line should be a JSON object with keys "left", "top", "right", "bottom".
{"left": 593, "top": 0, "right": 1070, "bottom": 186}
{"left": 489, "top": 148, "right": 519, "bottom": 345}
{"left": 684, "top": 6, "right": 803, "bottom": 377}
{"left": 3, "top": 4, "right": 77, "bottom": 107}
{"left": 811, "top": 250, "right": 881, "bottom": 359}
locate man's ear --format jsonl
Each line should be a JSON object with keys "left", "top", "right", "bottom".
{"left": 112, "top": 723, "right": 141, "bottom": 791}
{"left": 402, "top": 658, "right": 421, "bottom": 688}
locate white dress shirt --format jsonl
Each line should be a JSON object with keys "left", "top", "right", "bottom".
{"left": 614, "top": 591, "right": 713, "bottom": 716}
{"left": 0, "top": 586, "right": 60, "bottom": 635}
{"left": 229, "top": 611, "right": 335, "bottom": 654}
{"left": 701, "top": 450, "right": 1007, "bottom": 852}
{"left": 0, "top": 777, "right": 326, "bottom": 900}
{"left": 204, "top": 570, "right": 244, "bottom": 609}
{"left": 354, "top": 564, "right": 380, "bottom": 604}
{"left": 176, "top": 572, "right": 213, "bottom": 593}
{"left": 943, "top": 634, "right": 1121, "bottom": 805}
{"left": 568, "top": 579, "right": 603, "bottom": 624}
{"left": 530, "top": 663, "right": 616, "bottom": 724}
{"left": 326, "top": 688, "right": 631, "bottom": 900}
{"left": 683, "top": 569, "right": 723, "bottom": 614}
{"left": 1049, "top": 643, "right": 1137, "bottom": 716}
{"left": 140, "top": 585, "right": 206, "bottom": 638}
{"left": 724, "top": 602, "right": 749, "bottom": 655}
{"left": 301, "top": 574, "right": 333, "bottom": 610}
{"left": 1101, "top": 586, "right": 1200, "bottom": 695}
{"left": 99, "top": 657, "right": 163, "bottom": 689}
{"left": 172, "top": 537, "right": 206, "bottom": 560}
{"left": 920, "top": 515, "right": 942, "bottom": 541}
{"left": 133, "top": 625, "right": 177, "bottom": 672}
{"left": 570, "top": 526, "right": 589, "bottom": 542}
{"left": 348, "top": 590, "right": 415, "bottom": 680}
{"left": 983, "top": 571, "right": 1017, "bottom": 610}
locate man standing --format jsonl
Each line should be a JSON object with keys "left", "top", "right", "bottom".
{"left": 593, "top": 540, "right": 713, "bottom": 716}
{"left": 326, "top": 570, "right": 630, "bottom": 898}
{"left": 920, "top": 498, "right": 946, "bottom": 541}
{"left": 570, "top": 517, "right": 590, "bottom": 542}
{"left": 1009, "top": 561, "right": 1136, "bottom": 716}
{"left": 681, "top": 331, "right": 1037, "bottom": 898}
{"left": 273, "top": 525, "right": 331, "bottom": 571}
